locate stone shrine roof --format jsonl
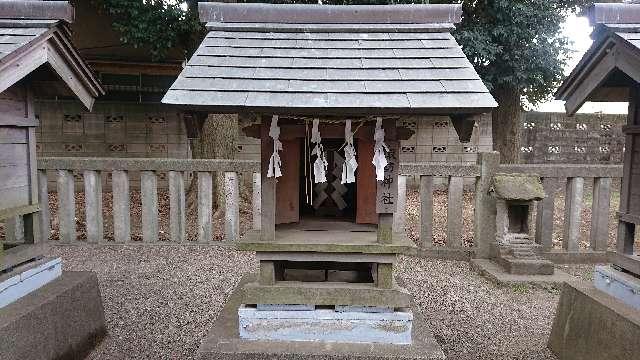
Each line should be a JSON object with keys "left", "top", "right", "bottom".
{"left": 0, "top": 1, "right": 104, "bottom": 110}
{"left": 490, "top": 174, "right": 545, "bottom": 202}
{"left": 162, "top": 2, "right": 497, "bottom": 116}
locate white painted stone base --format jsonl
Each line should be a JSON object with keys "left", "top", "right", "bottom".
{"left": 0, "top": 258, "right": 62, "bottom": 308}
{"left": 594, "top": 265, "right": 640, "bottom": 310}
{"left": 238, "top": 305, "right": 413, "bottom": 344}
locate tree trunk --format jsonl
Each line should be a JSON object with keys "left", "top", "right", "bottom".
{"left": 187, "top": 114, "right": 239, "bottom": 212}
{"left": 491, "top": 85, "right": 522, "bottom": 164}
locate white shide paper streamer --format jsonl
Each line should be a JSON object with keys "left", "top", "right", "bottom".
{"left": 267, "top": 115, "right": 283, "bottom": 178}
{"left": 372, "top": 117, "right": 389, "bottom": 181}
{"left": 341, "top": 120, "right": 358, "bottom": 184}
{"left": 311, "top": 118, "right": 328, "bottom": 183}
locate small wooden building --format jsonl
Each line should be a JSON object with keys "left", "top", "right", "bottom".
{"left": 164, "top": 2, "right": 496, "bottom": 347}
{"left": 556, "top": 2, "right": 640, "bottom": 277}
{"left": 0, "top": 1, "right": 103, "bottom": 271}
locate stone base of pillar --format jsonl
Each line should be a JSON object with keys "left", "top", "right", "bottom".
{"left": 548, "top": 280, "right": 640, "bottom": 360}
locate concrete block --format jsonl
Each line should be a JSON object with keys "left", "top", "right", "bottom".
{"left": 0, "top": 271, "right": 106, "bottom": 360}
{"left": 335, "top": 305, "right": 393, "bottom": 313}
{"left": 238, "top": 305, "right": 413, "bottom": 344}
{"left": 0, "top": 258, "right": 62, "bottom": 308}
{"left": 594, "top": 265, "right": 640, "bottom": 310}
{"left": 257, "top": 304, "right": 314, "bottom": 311}
{"left": 548, "top": 281, "right": 640, "bottom": 360}
{"left": 470, "top": 259, "right": 573, "bottom": 286}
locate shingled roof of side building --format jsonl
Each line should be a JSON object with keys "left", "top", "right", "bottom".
{"left": 0, "top": 0, "right": 104, "bottom": 110}
{"left": 162, "top": 2, "right": 497, "bottom": 116}
{"left": 556, "top": 2, "right": 640, "bottom": 115}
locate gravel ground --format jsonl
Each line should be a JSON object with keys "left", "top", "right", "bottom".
{"left": 49, "top": 245, "right": 595, "bottom": 360}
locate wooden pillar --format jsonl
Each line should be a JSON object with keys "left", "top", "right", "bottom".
{"left": 377, "top": 118, "right": 398, "bottom": 244}
{"left": 261, "top": 115, "right": 276, "bottom": 242}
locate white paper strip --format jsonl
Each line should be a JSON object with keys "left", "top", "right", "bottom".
{"left": 267, "top": 115, "right": 282, "bottom": 178}
{"left": 342, "top": 120, "right": 358, "bottom": 184}
{"left": 372, "top": 118, "right": 389, "bottom": 181}
{"left": 311, "top": 118, "right": 327, "bottom": 183}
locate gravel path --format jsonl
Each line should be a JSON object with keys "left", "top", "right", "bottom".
{"left": 49, "top": 246, "right": 593, "bottom": 360}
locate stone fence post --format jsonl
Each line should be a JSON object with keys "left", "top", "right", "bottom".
{"left": 473, "top": 151, "right": 500, "bottom": 259}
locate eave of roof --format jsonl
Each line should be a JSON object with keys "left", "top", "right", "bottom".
{"left": 163, "top": 3, "right": 496, "bottom": 116}
{"left": 0, "top": 2, "right": 104, "bottom": 110}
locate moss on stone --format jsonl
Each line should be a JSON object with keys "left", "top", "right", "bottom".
{"left": 490, "top": 173, "right": 545, "bottom": 201}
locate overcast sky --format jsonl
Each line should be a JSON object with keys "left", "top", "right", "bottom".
{"left": 535, "top": 14, "right": 629, "bottom": 114}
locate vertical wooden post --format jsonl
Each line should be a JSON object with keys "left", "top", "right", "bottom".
{"left": 141, "top": 171, "right": 158, "bottom": 243}
{"left": 446, "top": 176, "right": 464, "bottom": 248}
{"left": 535, "top": 177, "right": 559, "bottom": 251}
{"left": 112, "top": 170, "right": 131, "bottom": 243}
{"left": 84, "top": 170, "right": 103, "bottom": 243}
{"left": 473, "top": 151, "right": 499, "bottom": 258}
{"left": 563, "top": 177, "right": 584, "bottom": 252}
{"left": 392, "top": 175, "right": 407, "bottom": 234}
{"left": 590, "top": 177, "right": 611, "bottom": 252}
{"left": 57, "top": 169, "right": 76, "bottom": 243}
{"left": 225, "top": 171, "right": 240, "bottom": 241}
{"left": 169, "top": 170, "right": 186, "bottom": 242}
{"left": 419, "top": 175, "right": 434, "bottom": 248}
{"left": 197, "top": 172, "right": 213, "bottom": 243}
{"left": 261, "top": 116, "right": 276, "bottom": 242}
{"left": 252, "top": 172, "right": 261, "bottom": 231}
{"left": 376, "top": 118, "right": 399, "bottom": 244}
{"left": 23, "top": 126, "right": 40, "bottom": 244}
{"left": 38, "top": 170, "right": 50, "bottom": 241}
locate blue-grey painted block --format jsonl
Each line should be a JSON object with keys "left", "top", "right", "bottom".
{"left": 594, "top": 265, "right": 640, "bottom": 311}
{"left": 0, "top": 258, "right": 62, "bottom": 308}
{"left": 257, "top": 304, "right": 315, "bottom": 311}
{"left": 239, "top": 305, "right": 413, "bottom": 344}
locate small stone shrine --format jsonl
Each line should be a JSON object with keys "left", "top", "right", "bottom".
{"left": 489, "top": 174, "right": 553, "bottom": 275}
{"left": 164, "top": 2, "right": 496, "bottom": 358}
{"left": 0, "top": 2, "right": 106, "bottom": 359}
{"left": 550, "top": 3, "right": 640, "bottom": 360}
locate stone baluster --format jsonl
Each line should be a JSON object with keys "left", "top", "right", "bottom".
{"left": 169, "top": 171, "right": 186, "bottom": 243}
{"left": 141, "top": 171, "right": 158, "bottom": 243}
{"left": 197, "top": 172, "right": 213, "bottom": 243}
{"left": 225, "top": 171, "right": 239, "bottom": 241}
{"left": 83, "top": 170, "right": 103, "bottom": 243}
{"left": 392, "top": 175, "right": 407, "bottom": 234}
{"left": 56, "top": 169, "right": 76, "bottom": 243}
{"left": 590, "top": 177, "right": 612, "bottom": 252}
{"left": 535, "top": 177, "right": 559, "bottom": 251}
{"left": 446, "top": 176, "right": 464, "bottom": 248}
{"left": 112, "top": 170, "right": 131, "bottom": 243}
{"left": 563, "top": 177, "right": 584, "bottom": 252}
{"left": 252, "top": 172, "right": 261, "bottom": 231}
{"left": 419, "top": 175, "right": 434, "bottom": 248}
{"left": 37, "top": 170, "right": 50, "bottom": 241}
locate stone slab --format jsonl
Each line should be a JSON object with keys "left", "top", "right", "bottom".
{"left": 470, "top": 259, "right": 573, "bottom": 286}
{"left": 548, "top": 280, "right": 640, "bottom": 360}
{"left": 497, "top": 257, "right": 555, "bottom": 275}
{"left": 0, "top": 257, "right": 62, "bottom": 308}
{"left": 0, "top": 271, "right": 106, "bottom": 360}
{"left": 243, "top": 280, "right": 412, "bottom": 308}
{"left": 257, "top": 304, "right": 315, "bottom": 311}
{"left": 239, "top": 305, "right": 412, "bottom": 344}
{"left": 594, "top": 265, "right": 640, "bottom": 310}
{"left": 197, "top": 274, "right": 445, "bottom": 360}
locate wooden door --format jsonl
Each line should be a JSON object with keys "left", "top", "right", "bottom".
{"left": 276, "top": 138, "right": 301, "bottom": 224}
{"left": 356, "top": 139, "right": 377, "bottom": 224}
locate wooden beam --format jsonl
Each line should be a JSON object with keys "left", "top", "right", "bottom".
{"left": 564, "top": 46, "right": 616, "bottom": 116}
{"left": 0, "top": 1, "right": 74, "bottom": 23}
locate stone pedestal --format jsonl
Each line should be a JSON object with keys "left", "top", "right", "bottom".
{"left": 593, "top": 265, "right": 640, "bottom": 310}
{"left": 548, "top": 280, "right": 640, "bottom": 360}
{"left": 0, "top": 271, "right": 106, "bottom": 360}
{"left": 197, "top": 275, "right": 444, "bottom": 360}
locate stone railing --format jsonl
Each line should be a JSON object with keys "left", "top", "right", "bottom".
{"left": 36, "top": 157, "right": 260, "bottom": 244}
{"left": 397, "top": 155, "right": 623, "bottom": 262}
{"left": 22, "top": 155, "right": 624, "bottom": 264}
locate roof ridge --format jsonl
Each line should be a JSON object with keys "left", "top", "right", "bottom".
{"left": 199, "top": 3, "right": 462, "bottom": 26}
{"left": 0, "top": 1, "right": 73, "bottom": 23}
